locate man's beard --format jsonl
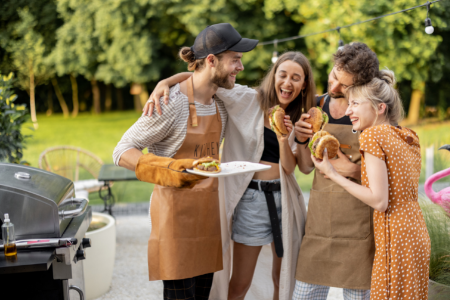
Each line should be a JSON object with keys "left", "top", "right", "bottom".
{"left": 211, "top": 62, "right": 234, "bottom": 89}
{"left": 327, "top": 82, "right": 345, "bottom": 99}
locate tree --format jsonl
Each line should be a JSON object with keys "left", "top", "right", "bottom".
{"left": 0, "top": 8, "right": 54, "bottom": 129}
{"left": 0, "top": 73, "right": 30, "bottom": 164}
{"left": 264, "top": 0, "right": 446, "bottom": 124}
{"left": 49, "top": 0, "right": 102, "bottom": 114}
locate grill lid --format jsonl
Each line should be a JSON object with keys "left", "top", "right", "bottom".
{"left": 0, "top": 163, "right": 74, "bottom": 204}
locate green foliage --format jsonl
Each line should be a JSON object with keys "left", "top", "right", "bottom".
{"left": 265, "top": 0, "right": 447, "bottom": 86}
{"left": 0, "top": 1, "right": 58, "bottom": 89}
{"left": 1, "top": 0, "right": 449, "bottom": 115}
{"left": 0, "top": 73, "right": 30, "bottom": 164}
{"left": 420, "top": 197, "right": 450, "bottom": 286}
{"left": 1, "top": 7, "right": 52, "bottom": 90}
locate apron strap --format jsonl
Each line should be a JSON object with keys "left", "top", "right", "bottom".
{"left": 214, "top": 97, "right": 220, "bottom": 122}
{"left": 319, "top": 94, "right": 326, "bottom": 108}
{"left": 187, "top": 76, "right": 198, "bottom": 127}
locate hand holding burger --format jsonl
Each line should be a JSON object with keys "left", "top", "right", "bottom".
{"left": 305, "top": 107, "right": 329, "bottom": 133}
{"left": 268, "top": 105, "right": 289, "bottom": 137}
{"left": 308, "top": 131, "right": 340, "bottom": 159}
{"left": 268, "top": 105, "right": 293, "bottom": 143}
{"left": 311, "top": 147, "right": 338, "bottom": 179}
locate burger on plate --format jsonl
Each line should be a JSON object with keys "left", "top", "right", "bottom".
{"left": 193, "top": 157, "right": 221, "bottom": 173}
{"left": 268, "top": 105, "right": 289, "bottom": 136}
{"left": 308, "top": 131, "right": 340, "bottom": 159}
{"left": 305, "top": 107, "right": 329, "bottom": 133}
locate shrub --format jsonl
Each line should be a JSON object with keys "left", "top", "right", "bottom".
{"left": 420, "top": 197, "right": 450, "bottom": 286}
{"left": 0, "top": 73, "right": 30, "bottom": 164}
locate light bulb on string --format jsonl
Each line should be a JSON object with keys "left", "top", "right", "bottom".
{"left": 271, "top": 39, "right": 278, "bottom": 64}
{"left": 337, "top": 27, "right": 345, "bottom": 51}
{"left": 272, "top": 51, "right": 279, "bottom": 64}
{"left": 425, "top": 2, "right": 434, "bottom": 34}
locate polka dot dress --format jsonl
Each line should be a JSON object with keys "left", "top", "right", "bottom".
{"left": 359, "top": 125, "right": 431, "bottom": 300}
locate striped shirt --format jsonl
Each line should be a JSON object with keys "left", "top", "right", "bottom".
{"left": 113, "top": 83, "right": 228, "bottom": 165}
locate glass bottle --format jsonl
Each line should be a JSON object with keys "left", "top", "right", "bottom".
{"left": 2, "top": 214, "right": 17, "bottom": 256}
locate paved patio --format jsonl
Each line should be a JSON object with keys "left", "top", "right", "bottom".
{"left": 94, "top": 213, "right": 344, "bottom": 300}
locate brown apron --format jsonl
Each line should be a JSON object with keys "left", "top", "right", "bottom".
{"left": 295, "top": 123, "right": 375, "bottom": 290}
{"left": 148, "top": 78, "right": 223, "bottom": 281}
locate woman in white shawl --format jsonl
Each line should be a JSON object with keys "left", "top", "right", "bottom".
{"left": 144, "top": 52, "right": 314, "bottom": 300}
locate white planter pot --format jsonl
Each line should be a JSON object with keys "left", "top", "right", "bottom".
{"left": 83, "top": 212, "right": 116, "bottom": 300}
{"left": 429, "top": 279, "right": 450, "bottom": 300}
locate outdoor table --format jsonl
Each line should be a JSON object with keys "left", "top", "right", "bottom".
{"left": 98, "top": 164, "right": 138, "bottom": 215}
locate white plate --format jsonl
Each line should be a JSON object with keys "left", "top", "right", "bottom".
{"left": 186, "top": 161, "right": 271, "bottom": 178}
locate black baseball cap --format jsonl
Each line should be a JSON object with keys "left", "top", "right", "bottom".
{"left": 191, "top": 23, "right": 259, "bottom": 59}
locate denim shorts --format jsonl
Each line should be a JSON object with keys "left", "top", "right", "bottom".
{"left": 231, "top": 179, "right": 282, "bottom": 246}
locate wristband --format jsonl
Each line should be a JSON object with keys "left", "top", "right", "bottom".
{"left": 295, "top": 137, "right": 309, "bottom": 145}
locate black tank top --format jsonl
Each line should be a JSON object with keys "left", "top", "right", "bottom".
{"left": 317, "top": 95, "right": 352, "bottom": 125}
{"left": 260, "top": 127, "right": 280, "bottom": 163}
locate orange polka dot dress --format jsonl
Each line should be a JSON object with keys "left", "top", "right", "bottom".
{"left": 359, "top": 125, "right": 430, "bottom": 300}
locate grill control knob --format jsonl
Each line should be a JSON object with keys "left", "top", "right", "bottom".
{"left": 82, "top": 238, "right": 91, "bottom": 248}
{"left": 76, "top": 249, "right": 86, "bottom": 261}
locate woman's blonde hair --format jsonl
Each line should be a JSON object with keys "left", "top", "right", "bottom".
{"left": 346, "top": 69, "right": 404, "bottom": 125}
{"left": 256, "top": 51, "right": 316, "bottom": 123}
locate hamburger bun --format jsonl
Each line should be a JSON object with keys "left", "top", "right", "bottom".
{"left": 268, "top": 105, "right": 288, "bottom": 136}
{"left": 192, "top": 157, "right": 221, "bottom": 173}
{"left": 308, "top": 131, "right": 340, "bottom": 159}
{"left": 305, "top": 107, "right": 329, "bottom": 133}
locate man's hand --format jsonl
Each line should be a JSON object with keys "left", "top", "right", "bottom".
{"left": 143, "top": 80, "right": 171, "bottom": 117}
{"left": 319, "top": 149, "right": 361, "bottom": 180}
{"left": 136, "top": 153, "right": 207, "bottom": 188}
{"left": 294, "top": 113, "right": 313, "bottom": 143}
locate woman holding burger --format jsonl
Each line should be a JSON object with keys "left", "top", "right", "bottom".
{"left": 144, "top": 52, "right": 315, "bottom": 300}
{"left": 311, "top": 70, "right": 430, "bottom": 300}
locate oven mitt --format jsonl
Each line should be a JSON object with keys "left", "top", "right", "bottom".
{"left": 135, "top": 153, "right": 207, "bottom": 189}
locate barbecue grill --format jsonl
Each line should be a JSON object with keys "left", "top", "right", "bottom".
{"left": 0, "top": 163, "right": 93, "bottom": 300}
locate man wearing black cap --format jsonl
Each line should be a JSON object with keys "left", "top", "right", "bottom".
{"left": 113, "top": 23, "right": 257, "bottom": 300}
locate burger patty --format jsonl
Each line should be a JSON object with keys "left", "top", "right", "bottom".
{"left": 196, "top": 164, "right": 217, "bottom": 171}
{"left": 312, "top": 138, "right": 322, "bottom": 152}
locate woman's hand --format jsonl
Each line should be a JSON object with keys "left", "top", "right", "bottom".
{"left": 311, "top": 149, "right": 337, "bottom": 178}
{"left": 277, "top": 115, "right": 293, "bottom": 143}
{"left": 143, "top": 80, "right": 171, "bottom": 117}
{"left": 294, "top": 113, "right": 313, "bottom": 143}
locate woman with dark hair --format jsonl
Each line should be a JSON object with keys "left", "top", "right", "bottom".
{"left": 143, "top": 51, "right": 314, "bottom": 300}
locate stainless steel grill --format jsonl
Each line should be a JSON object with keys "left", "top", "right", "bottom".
{"left": 0, "top": 163, "right": 93, "bottom": 300}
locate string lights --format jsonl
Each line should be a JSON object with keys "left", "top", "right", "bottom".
{"left": 272, "top": 39, "right": 279, "bottom": 63}
{"left": 260, "top": 0, "right": 441, "bottom": 52}
{"left": 337, "top": 27, "right": 345, "bottom": 51}
{"left": 425, "top": 1, "right": 434, "bottom": 34}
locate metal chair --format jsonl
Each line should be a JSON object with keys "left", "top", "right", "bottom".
{"left": 38, "top": 146, "right": 106, "bottom": 196}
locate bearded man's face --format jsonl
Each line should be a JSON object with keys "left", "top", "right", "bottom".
{"left": 211, "top": 51, "right": 244, "bottom": 89}
{"left": 327, "top": 67, "right": 354, "bottom": 99}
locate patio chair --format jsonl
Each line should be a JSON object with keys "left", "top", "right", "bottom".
{"left": 38, "top": 146, "right": 106, "bottom": 198}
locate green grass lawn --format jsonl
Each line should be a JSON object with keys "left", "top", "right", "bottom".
{"left": 22, "top": 113, "right": 450, "bottom": 204}
{"left": 23, "top": 111, "right": 153, "bottom": 205}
